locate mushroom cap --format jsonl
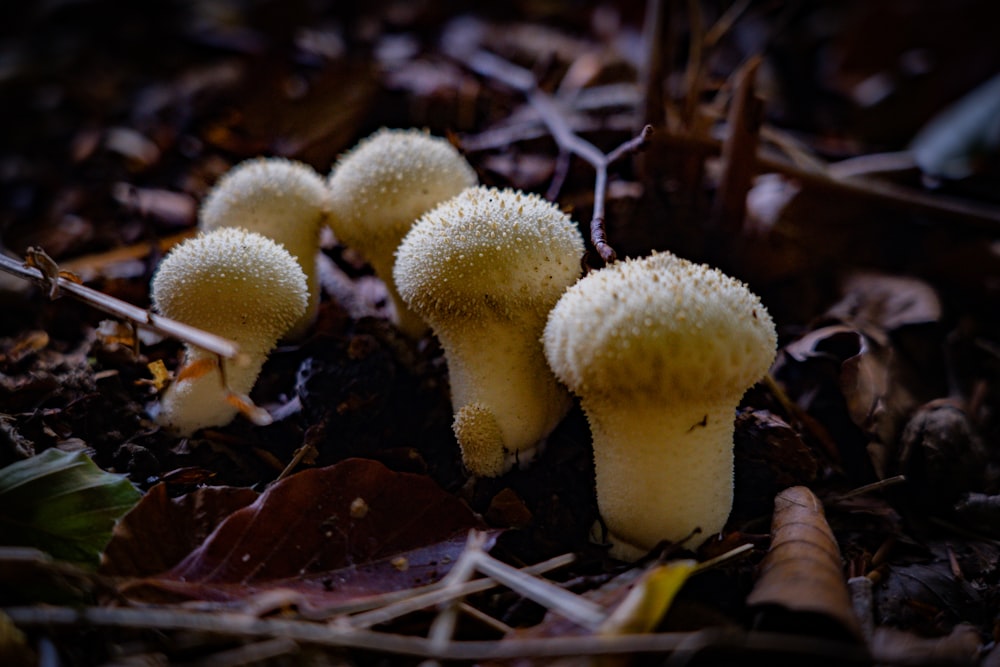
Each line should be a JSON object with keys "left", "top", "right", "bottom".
{"left": 326, "top": 128, "right": 477, "bottom": 252}
{"left": 394, "top": 186, "right": 585, "bottom": 321}
{"left": 199, "top": 157, "right": 328, "bottom": 338}
{"left": 543, "top": 251, "right": 777, "bottom": 403}
{"left": 151, "top": 227, "right": 308, "bottom": 351}
{"left": 200, "top": 157, "right": 329, "bottom": 248}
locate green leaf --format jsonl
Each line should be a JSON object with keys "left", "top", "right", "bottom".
{"left": 0, "top": 449, "right": 141, "bottom": 567}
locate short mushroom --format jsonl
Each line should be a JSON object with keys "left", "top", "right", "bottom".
{"left": 542, "top": 251, "right": 777, "bottom": 560}
{"left": 151, "top": 227, "right": 308, "bottom": 436}
{"left": 199, "top": 157, "right": 328, "bottom": 339}
{"left": 327, "top": 127, "right": 477, "bottom": 337}
{"left": 394, "top": 186, "right": 585, "bottom": 476}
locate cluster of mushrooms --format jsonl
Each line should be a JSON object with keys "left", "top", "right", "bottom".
{"left": 150, "top": 128, "right": 778, "bottom": 561}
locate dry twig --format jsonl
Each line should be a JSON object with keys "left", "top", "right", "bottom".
{"left": 0, "top": 248, "right": 242, "bottom": 360}
{"left": 2, "top": 605, "right": 875, "bottom": 663}
{"left": 446, "top": 46, "right": 653, "bottom": 263}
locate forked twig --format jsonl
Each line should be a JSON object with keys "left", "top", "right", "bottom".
{"left": 449, "top": 47, "right": 653, "bottom": 263}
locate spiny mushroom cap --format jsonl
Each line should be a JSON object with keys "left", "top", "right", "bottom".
{"left": 200, "top": 157, "right": 329, "bottom": 245}
{"left": 327, "top": 127, "right": 477, "bottom": 252}
{"left": 544, "top": 251, "right": 777, "bottom": 404}
{"left": 151, "top": 227, "right": 308, "bottom": 352}
{"left": 199, "top": 157, "right": 328, "bottom": 338}
{"left": 394, "top": 186, "right": 585, "bottom": 321}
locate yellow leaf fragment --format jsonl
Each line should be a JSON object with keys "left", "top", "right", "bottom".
{"left": 599, "top": 559, "right": 698, "bottom": 636}
{"left": 145, "top": 359, "right": 171, "bottom": 391}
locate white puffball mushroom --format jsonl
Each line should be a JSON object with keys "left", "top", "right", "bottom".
{"left": 151, "top": 227, "right": 308, "bottom": 436}
{"left": 199, "top": 157, "right": 328, "bottom": 339}
{"left": 543, "top": 251, "right": 777, "bottom": 560}
{"left": 394, "top": 186, "right": 585, "bottom": 477}
{"left": 327, "top": 127, "right": 477, "bottom": 337}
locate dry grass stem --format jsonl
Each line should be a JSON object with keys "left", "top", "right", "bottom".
{"left": 0, "top": 249, "right": 241, "bottom": 360}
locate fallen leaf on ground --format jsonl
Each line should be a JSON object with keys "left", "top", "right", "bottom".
{"left": 101, "top": 482, "right": 259, "bottom": 577}
{"left": 0, "top": 449, "right": 141, "bottom": 567}
{"left": 117, "top": 458, "right": 490, "bottom": 609}
{"left": 746, "top": 485, "right": 865, "bottom": 644}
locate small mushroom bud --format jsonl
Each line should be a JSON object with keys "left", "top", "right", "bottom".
{"left": 199, "top": 157, "right": 328, "bottom": 339}
{"left": 327, "top": 128, "right": 477, "bottom": 337}
{"left": 151, "top": 227, "right": 308, "bottom": 436}
{"left": 543, "top": 251, "right": 777, "bottom": 560}
{"left": 394, "top": 186, "right": 585, "bottom": 476}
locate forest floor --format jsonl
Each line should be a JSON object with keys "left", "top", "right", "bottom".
{"left": 2, "top": 1, "right": 1000, "bottom": 665}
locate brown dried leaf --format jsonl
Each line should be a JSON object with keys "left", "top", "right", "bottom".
{"left": 827, "top": 271, "right": 942, "bottom": 335}
{"left": 732, "top": 409, "right": 819, "bottom": 524}
{"left": 874, "top": 551, "right": 989, "bottom": 635}
{"left": 117, "top": 458, "right": 487, "bottom": 606}
{"left": 123, "top": 531, "right": 495, "bottom": 612}
{"left": 898, "top": 400, "right": 990, "bottom": 508}
{"left": 101, "top": 482, "right": 259, "bottom": 577}
{"left": 954, "top": 492, "right": 1000, "bottom": 536}
{"left": 746, "top": 486, "right": 865, "bottom": 644}
{"left": 781, "top": 321, "right": 921, "bottom": 455}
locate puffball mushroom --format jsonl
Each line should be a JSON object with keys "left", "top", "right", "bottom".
{"left": 199, "top": 157, "right": 328, "bottom": 339}
{"left": 151, "top": 227, "right": 308, "bottom": 436}
{"left": 543, "top": 251, "right": 777, "bottom": 560}
{"left": 394, "top": 186, "right": 585, "bottom": 477}
{"left": 327, "top": 127, "right": 477, "bottom": 337}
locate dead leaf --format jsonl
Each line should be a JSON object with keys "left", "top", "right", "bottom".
{"left": 124, "top": 531, "right": 498, "bottom": 614}
{"left": 954, "top": 492, "right": 1000, "bottom": 536}
{"left": 827, "top": 271, "right": 942, "bottom": 335}
{"left": 101, "top": 482, "right": 259, "bottom": 578}
{"left": 781, "top": 320, "right": 922, "bottom": 465}
{"left": 732, "top": 409, "right": 820, "bottom": 524}
{"left": 746, "top": 486, "right": 866, "bottom": 644}
{"left": 117, "top": 458, "right": 488, "bottom": 606}
{"left": 897, "top": 400, "right": 990, "bottom": 509}
{"left": 875, "top": 564, "right": 984, "bottom": 635}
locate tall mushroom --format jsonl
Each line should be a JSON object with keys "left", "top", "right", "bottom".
{"left": 394, "top": 186, "right": 585, "bottom": 476}
{"left": 543, "top": 251, "right": 777, "bottom": 560}
{"left": 327, "top": 128, "right": 477, "bottom": 337}
{"left": 151, "top": 227, "right": 308, "bottom": 436}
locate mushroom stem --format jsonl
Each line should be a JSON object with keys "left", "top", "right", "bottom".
{"left": 441, "top": 322, "right": 572, "bottom": 476}
{"left": 158, "top": 345, "right": 267, "bottom": 432}
{"left": 366, "top": 254, "right": 426, "bottom": 339}
{"left": 586, "top": 398, "right": 735, "bottom": 561}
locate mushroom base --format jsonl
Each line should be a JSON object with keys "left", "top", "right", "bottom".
{"left": 158, "top": 347, "right": 266, "bottom": 436}
{"left": 439, "top": 319, "right": 571, "bottom": 477}
{"left": 586, "top": 398, "right": 737, "bottom": 559}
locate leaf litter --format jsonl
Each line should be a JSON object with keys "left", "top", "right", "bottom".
{"left": 2, "top": 1, "right": 1000, "bottom": 665}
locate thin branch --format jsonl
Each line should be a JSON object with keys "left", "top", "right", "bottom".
{"left": 637, "top": 0, "right": 666, "bottom": 132}
{"left": 451, "top": 47, "right": 653, "bottom": 263}
{"left": 0, "top": 249, "right": 241, "bottom": 360}
{"left": 344, "top": 550, "right": 577, "bottom": 629}
{"left": 3, "top": 606, "right": 875, "bottom": 663}
{"left": 467, "top": 548, "right": 608, "bottom": 630}
{"left": 704, "top": 0, "right": 753, "bottom": 48}
{"left": 681, "top": 0, "right": 705, "bottom": 126}
{"left": 710, "top": 56, "right": 764, "bottom": 233}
